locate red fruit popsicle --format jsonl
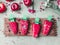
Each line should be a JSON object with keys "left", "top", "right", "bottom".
{"left": 32, "top": 18, "right": 41, "bottom": 38}
{"left": 20, "top": 17, "right": 29, "bottom": 35}
{"left": 23, "top": 0, "right": 32, "bottom": 7}
{"left": 42, "top": 16, "right": 53, "bottom": 36}
{"left": 9, "top": 15, "right": 18, "bottom": 34}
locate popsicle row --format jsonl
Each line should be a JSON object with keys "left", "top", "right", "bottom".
{"left": 4, "top": 18, "right": 57, "bottom": 38}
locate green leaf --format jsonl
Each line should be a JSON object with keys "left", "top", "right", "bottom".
{"left": 9, "top": 14, "right": 15, "bottom": 22}
{"left": 47, "top": 16, "right": 52, "bottom": 21}
{"left": 22, "top": 15, "right": 27, "bottom": 20}
{"left": 35, "top": 18, "right": 40, "bottom": 24}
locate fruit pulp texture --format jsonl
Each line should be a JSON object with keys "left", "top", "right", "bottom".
{"left": 32, "top": 23, "right": 40, "bottom": 38}
{"left": 20, "top": 20, "right": 29, "bottom": 35}
{"left": 42, "top": 20, "right": 52, "bottom": 36}
{"left": 9, "top": 22, "right": 18, "bottom": 34}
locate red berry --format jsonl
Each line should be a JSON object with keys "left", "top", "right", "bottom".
{"left": 28, "top": 9, "right": 36, "bottom": 13}
{"left": 23, "top": 0, "right": 32, "bottom": 7}
{"left": 0, "top": 3, "right": 6, "bottom": 13}
{"left": 11, "top": 3, "right": 20, "bottom": 11}
{"left": 6, "top": 0, "right": 14, "bottom": 2}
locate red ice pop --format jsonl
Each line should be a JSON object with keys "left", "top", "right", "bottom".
{"left": 9, "top": 14, "right": 18, "bottom": 34}
{"left": 32, "top": 18, "right": 41, "bottom": 38}
{"left": 20, "top": 16, "right": 29, "bottom": 35}
{"left": 42, "top": 16, "right": 53, "bottom": 36}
